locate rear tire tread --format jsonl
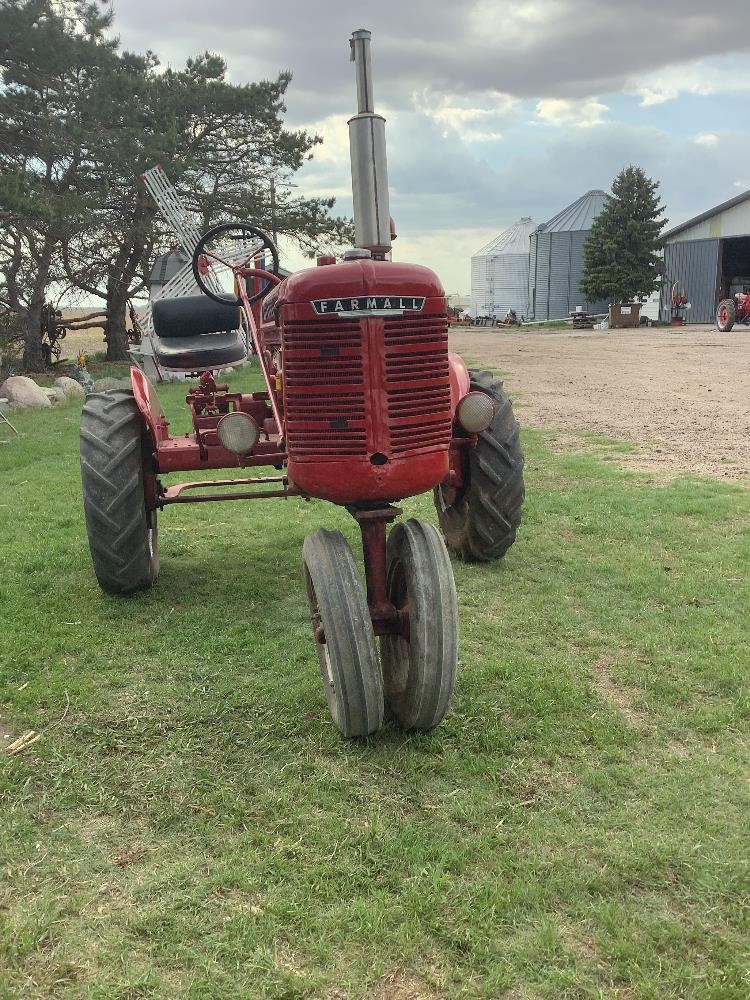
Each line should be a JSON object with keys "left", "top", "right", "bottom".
{"left": 716, "top": 298, "right": 736, "bottom": 332}
{"left": 80, "top": 389, "right": 158, "bottom": 595}
{"left": 435, "top": 370, "right": 524, "bottom": 562}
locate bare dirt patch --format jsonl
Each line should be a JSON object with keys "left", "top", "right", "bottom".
{"left": 372, "top": 969, "right": 441, "bottom": 1000}
{"left": 1, "top": 718, "right": 16, "bottom": 744}
{"left": 590, "top": 654, "right": 643, "bottom": 727}
{"left": 450, "top": 325, "right": 750, "bottom": 480}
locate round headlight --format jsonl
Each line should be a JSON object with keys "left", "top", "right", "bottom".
{"left": 456, "top": 391, "right": 495, "bottom": 433}
{"left": 217, "top": 411, "right": 259, "bottom": 455}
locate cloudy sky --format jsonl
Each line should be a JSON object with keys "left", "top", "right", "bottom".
{"left": 112, "top": 0, "right": 750, "bottom": 294}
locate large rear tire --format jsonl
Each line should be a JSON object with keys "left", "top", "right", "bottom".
{"left": 380, "top": 520, "right": 458, "bottom": 731}
{"left": 434, "top": 370, "right": 524, "bottom": 561}
{"left": 716, "top": 298, "right": 736, "bottom": 332}
{"left": 80, "top": 389, "right": 159, "bottom": 595}
{"left": 303, "top": 530, "right": 384, "bottom": 738}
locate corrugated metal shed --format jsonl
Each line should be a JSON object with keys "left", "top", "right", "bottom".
{"left": 664, "top": 240, "right": 720, "bottom": 323}
{"left": 663, "top": 189, "right": 750, "bottom": 243}
{"left": 528, "top": 191, "right": 609, "bottom": 320}
{"left": 663, "top": 188, "right": 750, "bottom": 322}
{"left": 470, "top": 217, "right": 537, "bottom": 318}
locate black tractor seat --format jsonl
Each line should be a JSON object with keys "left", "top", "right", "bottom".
{"left": 151, "top": 295, "right": 246, "bottom": 371}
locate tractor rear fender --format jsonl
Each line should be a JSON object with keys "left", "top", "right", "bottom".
{"left": 445, "top": 353, "right": 472, "bottom": 491}
{"left": 130, "top": 366, "right": 166, "bottom": 448}
{"left": 448, "top": 352, "right": 471, "bottom": 414}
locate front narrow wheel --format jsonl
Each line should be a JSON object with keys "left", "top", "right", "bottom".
{"left": 380, "top": 520, "right": 458, "bottom": 731}
{"left": 303, "top": 530, "right": 384, "bottom": 738}
{"left": 80, "top": 389, "right": 159, "bottom": 594}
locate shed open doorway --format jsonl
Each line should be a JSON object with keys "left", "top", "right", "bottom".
{"left": 719, "top": 236, "right": 750, "bottom": 298}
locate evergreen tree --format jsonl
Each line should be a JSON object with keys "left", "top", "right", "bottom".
{"left": 580, "top": 165, "right": 667, "bottom": 305}
{"left": 1, "top": 0, "right": 352, "bottom": 368}
{"left": 65, "top": 52, "right": 352, "bottom": 360}
{"left": 0, "top": 0, "right": 117, "bottom": 370}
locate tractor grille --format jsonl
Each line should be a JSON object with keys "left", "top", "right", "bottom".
{"left": 282, "top": 313, "right": 451, "bottom": 460}
{"left": 283, "top": 320, "right": 367, "bottom": 458}
{"left": 383, "top": 314, "right": 452, "bottom": 455}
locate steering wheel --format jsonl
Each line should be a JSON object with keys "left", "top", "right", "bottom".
{"left": 192, "top": 222, "right": 280, "bottom": 306}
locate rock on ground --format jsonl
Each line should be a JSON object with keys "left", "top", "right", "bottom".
{"left": 0, "top": 376, "right": 51, "bottom": 409}
{"left": 53, "top": 375, "right": 86, "bottom": 397}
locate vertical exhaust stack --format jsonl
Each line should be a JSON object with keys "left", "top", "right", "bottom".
{"left": 348, "top": 29, "right": 391, "bottom": 258}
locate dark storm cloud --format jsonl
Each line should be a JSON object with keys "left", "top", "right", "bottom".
{"left": 112, "top": 0, "right": 750, "bottom": 118}
{"left": 109, "top": 0, "right": 750, "bottom": 288}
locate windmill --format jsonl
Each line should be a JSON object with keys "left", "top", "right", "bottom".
{"left": 137, "top": 166, "right": 269, "bottom": 335}
{"left": 137, "top": 166, "right": 219, "bottom": 335}
{"left": 131, "top": 167, "right": 270, "bottom": 377}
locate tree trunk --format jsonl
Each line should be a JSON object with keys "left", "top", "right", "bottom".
{"left": 105, "top": 280, "right": 130, "bottom": 362}
{"left": 24, "top": 285, "right": 48, "bottom": 372}
{"left": 105, "top": 214, "right": 151, "bottom": 362}
{"left": 23, "top": 300, "right": 46, "bottom": 372}
{"left": 22, "top": 236, "right": 56, "bottom": 372}
{"left": 105, "top": 301, "right": 129, "bottom": 362}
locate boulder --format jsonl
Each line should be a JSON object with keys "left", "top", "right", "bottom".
{"left": 51, "top": 387, "right": 67, "bottom": 403}
{"left": 53, "top": 375, "right": 86, "bottom": 398}
{"left": 1, "top": 376, "right": 51, "bottom": 409}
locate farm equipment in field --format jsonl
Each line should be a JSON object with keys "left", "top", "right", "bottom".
{"left": 79, "top": 29, "right": 524, "bottom": 737}
{"left": 715, "top": 291, "right": 750, "bottom": 332}
{"left": 669, "top": 281, "right": 689, "bottom": 326}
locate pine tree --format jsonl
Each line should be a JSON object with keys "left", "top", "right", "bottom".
{"left": 580, "top": 166, "right": 667, "bottom": 305}
{"left": 1, "top": 1, "right": 353, "bottom": 368}
{"left": 65, "top": 52, "right": 353, "bottom": 361}
{"left": 0, "top": 0, "right": 118, "bottom": 370}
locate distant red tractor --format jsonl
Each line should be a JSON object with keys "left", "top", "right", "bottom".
{"left": 716, "top": 292, "right": 750, "bottom": 332}
{"left": 79, "top": 30, "right": 524, "bottom": 738}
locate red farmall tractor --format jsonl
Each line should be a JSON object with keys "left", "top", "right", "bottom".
{"left": 716, "top": 292, "right": 750, "bottom": 332}
{"left": 80, "top": 30, "right": 524, "bottom": 738}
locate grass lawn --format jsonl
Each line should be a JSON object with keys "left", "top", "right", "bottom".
{"left": 1, "top": 366, "right": 749, "bottom": 999}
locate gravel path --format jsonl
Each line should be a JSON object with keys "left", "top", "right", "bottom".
{"left": 449, "top": 324, "right": 750, "bottom": 480}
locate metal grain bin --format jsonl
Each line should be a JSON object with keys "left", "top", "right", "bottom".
{"left": 470, "top": 217, "right": 537, "bottom": 319}
{"left": 528, "top": 191, "right": 609, "bottom": 321}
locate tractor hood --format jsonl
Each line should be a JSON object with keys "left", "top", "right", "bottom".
{"left": 273, "top": 258, "right": 445, "bottom": 320}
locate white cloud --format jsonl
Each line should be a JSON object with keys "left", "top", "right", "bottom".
{"left": 631, "top": 59, "right": 750, "bottom": 106}
{"left": 692, "top": 132, "right": 719, "bottom": 146}
{"left": 411, "top": 89, "right": 517, "bottom": 142}
{"left": 535, "top": 97, "right": 609, "bottom": 128}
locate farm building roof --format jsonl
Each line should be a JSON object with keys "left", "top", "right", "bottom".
{"left": 663, "top": 188, "right": 750, "bottom": 240}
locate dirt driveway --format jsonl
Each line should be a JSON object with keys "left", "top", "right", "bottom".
{"left": 449, "top": 324, "right": 750, "bottom": 480}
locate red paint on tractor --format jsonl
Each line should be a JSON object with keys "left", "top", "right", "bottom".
{"left": 273, "top": 257, "right": 453, "bottom": 503}
{"left": 131, "top": 366, "right": 166, "bottom": 446}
